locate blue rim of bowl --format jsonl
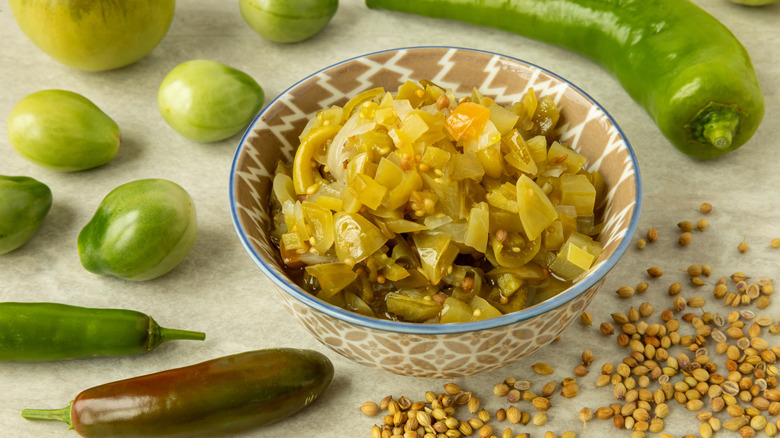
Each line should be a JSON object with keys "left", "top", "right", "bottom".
{"left": 230, "top": 45, "right": 643, "bottom": 336}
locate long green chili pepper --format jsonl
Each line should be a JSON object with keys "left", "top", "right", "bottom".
{"left": 21, "top": 348, "right": 335, "bottom": 437}
{"left": 0, "top": 302, "right": 205, "bottom": 362}
{"left": 365, "top": 0, "right": 765, "bottom": 159}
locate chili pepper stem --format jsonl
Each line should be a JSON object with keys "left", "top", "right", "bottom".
{"left": 148, "top": 317, "right": 206, "bottom": 351}
{"left": 21, "top": 405, "right": 72, "bottom": 427}
{"left": 703, "top": 119, "right": 735, "bottom": 150}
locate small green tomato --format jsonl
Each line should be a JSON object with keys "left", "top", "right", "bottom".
{"left": 78, "top": 179, "right": 197, "bottom": 281}
{"left": 0, "top": 175, "right": 52, "bottom": 255}
{"left": 7, "top": 90, "right": 121, "bottom": 171}
{"left": 239, "top": 0, "right": 338, "bottom": 43}
{"left": 158, "top": 59, "right": 265, "bottom": 143}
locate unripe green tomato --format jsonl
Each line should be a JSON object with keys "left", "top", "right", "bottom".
{"left": 0, "top": 175, "right": 52, "bottom": 255}
{"left": 8, "top": 0, "right": 175, "bottom": 71}
{"left": 239, "top": 0, "right": 338, "bottom": 43}
{"left": 158, "top": 59, "right": 265, "bottom": 143}
{"left": 7, "top": 90, "right": 121, "bottom": 172}
{"left": 78, "top": 179, "right": 197, "bottom": 281}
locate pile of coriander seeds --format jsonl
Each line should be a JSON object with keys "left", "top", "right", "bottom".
{"left": 359, "top": 203, "right": 780, "bottom": 438}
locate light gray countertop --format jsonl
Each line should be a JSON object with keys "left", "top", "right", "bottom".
{"left": 1, "top": 1, "right": 778, "bottom": 437}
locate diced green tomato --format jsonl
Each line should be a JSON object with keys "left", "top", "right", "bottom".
{"left": 339, "top": 188, "right": 362, "bottom": 214}
{"left": 445, "top": 102, "right": 490, "bottom": 141}
{"left": 566, "top": 231, "right": 604, "bottom": 258}
{"left": 385, "top": 169, "right": 422, "bottom": 210}
{"left": 486, "top": 285, "right": 528, "bottom": 314}
{"left": 488, "top": 103, "right": 520, "bottom": 135}
{"left": 349, "top": 173, "right": 387, "bottom": 210}
{"left": 543, "top": 219, "right": 565, "bottom": 251}
{"left": 382, "top": 263, "right": 410, "bottom": 281}
{"left": 489, "top": 210, "right": 526, "bottom": 235}
{"left": 395, "top": 81, "right": 426, "bottom": 108}
{"left": 449, "top": 152, "right": 485, "bottom": 181}
{"left": 528, "top": 277, "right": 571, "bottom": 306}
{"left": 412, "top": 231, "right": 460, "bottom": 285}
{"left": 279, "top": 233, "right": 306, "bottom": 267}
{"left": 476, "top": 145, "right": 503, "bottom": 179}
{"left": 516, "top": 174, "right": 557, "bottom": 240}
{"left": 494, "top": 273, "right": 524, "bottom": 297}
{"left": 464, "top": 202, "right": 489, "bottom": 253}
{"left": 333, "top": 212, "right": 388, "bottom": 263}
{"left": 548, "top": 141, "right": 587, "bottom": 174}
{"left": 292, "top": 201, "right": 310, "bottom": 242}
{"left": 315, "top": 195, "right": 343, "bottom": 211}
{"left": 421, "top": 146, "right": 451, "bottom": 170}
{"left": 272, "top": 173, "right": 296, "bottom": 205}
{"left": 440, "top": 297, "right": 473, "bottom": 323}
{"left": 346, "top": 152, "right": 370, "bottom": 182}
{"left": 344, "top": 291, "right": 375, "bottom": 317}
{"left": 301, "top": 203, "right": 334, "bottom": 253}
{"left": 487, "top": 187, "right": 518, "bottom": 213}
{"left": 400, "top": 111, "right": 430, "bottom": 142}
{"left": 525, "top": 135, "right": 548, "bottom": 164}
{"left": 560, "top": 174, "right": 596, "bottom": 216}
{"left": 305, "top": 262, "right": 358, "bottom": 298}
{"left": 549, "top": 243, "right": 593, "bottom": 280}
{"left": 385, "top": 292, "right": 442, "bottom": 322}
{"left": 469, "top": 296, "right": 503, "bottom": 320}
{"left": 374, "top": 157, "right": 403, "bottom": 188}
{"left": 421, "top": 173, "right": 460, "bottom": 219}
{"left": 502, "top": 130, "right": 538, "bottom": 176}
{"left": 383, "top": 218, "right": 428, "bottom": 234}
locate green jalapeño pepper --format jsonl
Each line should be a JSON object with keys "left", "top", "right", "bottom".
{"left": 365, "top": 0, "right": 765, "bottom": 159}
{"left": 0, "top": 302, "right": 205, "bottom": 362}
{"left": 22, "top": 349, "right": 335, "bottom": 437}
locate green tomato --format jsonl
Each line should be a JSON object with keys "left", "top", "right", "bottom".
{"left": 0, "top": 175, "right": 52, "bottom": 255}
{"left": 239, "top": 0, "right": 338, "bottom": 43}
{"left": 158, "top": 60, "right": 265, "bottom": 143}
{"left": 8, "top": 0, "right": 175, "bottom": 71}
{"left": 7, "top": 90, "right": 121, "bottom": 172}
{"left": 78, "top": 179, "right": 197, "bottom": 281}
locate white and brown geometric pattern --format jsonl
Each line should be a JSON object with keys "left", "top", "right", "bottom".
{"left": 230, "top": 47, "right": 641, "bottom": 378}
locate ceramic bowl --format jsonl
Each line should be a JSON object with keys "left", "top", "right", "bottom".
{"left": 230, "top": 47, "right": 641, "bottom": 378}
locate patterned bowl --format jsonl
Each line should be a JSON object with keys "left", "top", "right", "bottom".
{"left": 230, "top": 47, "right": 641, "bottom": 378}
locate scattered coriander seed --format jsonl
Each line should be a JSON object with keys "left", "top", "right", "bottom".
{"left": 668, "top": 282, "right": 682, "bottom": 296}
{"left": 738, "top": 240, "right": 749, "bottom": 253}
{"left": 580, "top": 311, "right": 593, "bottom": 326}
{"left": 532, "top": 412, "right": 547, "bottom": 426}
{"left": 600, "top": 322, "right": 615, "bottom": 336}
{"left": 647, "top": 228, "right": 659, "bottom": 242}
{"left": 700, "top": 202, "right": 713, "bottom": 214}
{"left": 617, "top": 285, "right": 635, "bottom": 298}
{"left": 573, "top": 365, "right": 589, "bottom": 377}
{"left": 678, "top": 221, "right": 695, "bottom": 232}
{"left": 582, "top": 349, "right": 595, "bottom": 366}
{"left": 770, "top": 238, "right": 780, "bottom": 248}
{"left": 647, "top": 267, "right": 663, "bottom": 278}
{"left": 443, "top": 382, "right": 461, "bottom": 395}
{"left": 679, "top": 232, "right": 693, "bottom": 246}
{"left": 697, "top": 218, "right": 708, "bottom": 231}
{"left": 637, "top": 238, "right": 647, "bottom": 249}
{"left": 636, "top": 282, "right": 648, "bottom": 293}
{"left": 360, "top": 401, "right": 380, "bottom": 416}
{"left": 579, "top": 407, "right": 592, "bottom": 427}
{"left": 532, "top": 363, "right": 554, "bottom": 375}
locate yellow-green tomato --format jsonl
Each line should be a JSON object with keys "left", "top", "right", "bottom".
{"left": 7, "top": 90, "right": 121, "bottom": 172}
{"left": 8, "top": 0, "right": 175, "bottom": 71}
{"left": 0, "top": 175, "right": 52, "bottom": 255}
{"left": 158, "top": 60, "right": 265, "bottom": 142}
{"left": 239, "top": 0, "right": 338, "bottom": 43}
{"left": 78, "top": 179, "right": 197, "bottom": 281}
